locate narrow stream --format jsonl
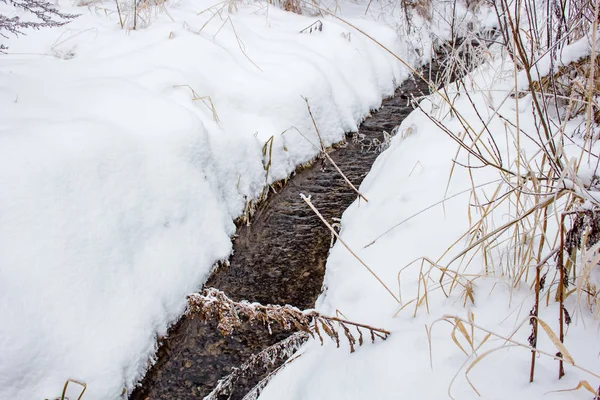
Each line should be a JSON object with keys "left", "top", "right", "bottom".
{"left": 130, "top": 61, "right": 442, "bottom": 400}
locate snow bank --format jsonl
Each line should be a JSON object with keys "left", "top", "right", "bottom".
{"left": 0, "top": 1, "right": 415, "bottom": 398}
{"left": 258, "top": 46, "right": 600, "bottom": 400}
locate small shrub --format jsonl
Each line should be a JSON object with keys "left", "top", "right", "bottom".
{"left": 0, "top": 0, "right": 77, "bottom": 49}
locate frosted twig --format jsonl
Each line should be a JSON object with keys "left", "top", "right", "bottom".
{"left": 187, "top": 288, "right": 390, "bottom": 342}
{"left": 203, "top": 332, "right": 308, "bottom": 400}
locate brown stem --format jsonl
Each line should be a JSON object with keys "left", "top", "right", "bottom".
{"left": 502, "top": 0, "right": 563, "bottom": 175}
{"left": 133, "top": 0, "right": 137, "bottom": 30}
{"left": 530, "top": 262, "right": 540, "bottom": 383}
{"left": 115, "top": 0, "right": 124, "bottom": 29}
{"left": 316, "top": 314, "right": 391, "bottom": 336}
{"left": 558, "top": 213, "right": 566, "bottom": 379}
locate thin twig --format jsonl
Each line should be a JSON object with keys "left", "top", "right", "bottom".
{"left": 300, "top": 193, "right": 399, "bottom": 303}
{"left": 303, "top": 96, "right": 368, "bottom": 203}
{"left": 365, "top": 180, "right": 502, "bottom": 248}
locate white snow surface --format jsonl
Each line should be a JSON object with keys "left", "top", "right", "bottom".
{"left": 258, "top": 48, "right": 600, "bottom": 399}
{"left": 0, "top": 1, "right": 424, "bottom": 398}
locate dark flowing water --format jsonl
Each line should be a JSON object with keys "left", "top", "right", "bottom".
{"left": 130, "top": 62, "right": 442, "bottom": 400}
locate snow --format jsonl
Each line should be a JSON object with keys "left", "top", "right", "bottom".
{"left": 3, "top": 0, "right": 586, "bottom": 399}
{"left": 0, "top": 1, "right": 420, "bottom": 398}
{"left": 517, "top": 28, "right": 600, "bottom": 91}
{"left": 258, "top": 35, "right": 600, "bottom": 400}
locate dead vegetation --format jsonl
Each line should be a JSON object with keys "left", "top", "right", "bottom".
{"left": 203, "top": 332, "right": 309, "bottom": 400}
{"left": 186, "top": 288, "right": 390, "bottom": 399}
{"left": 378, "top": 0, "right": 600, "bottom": 394}
{"left": 187, "top": 288, "right": 390, "bottom": 350}
{"left": 402, "top": 0, "right": 432, "bottom": 22}
{"left": 290, "top": 0, "right": 600, "bottom": 395}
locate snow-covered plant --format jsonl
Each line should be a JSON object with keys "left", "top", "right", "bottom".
{"left": 0, "top": 0, "right": 77, "bottom": 49}
{"left": 187, "top": 288, "right": 389, "bottom": 349}
{"left": 203, "top": 332, "right": 309, "bottom": 400}
{"left": 187, "top": 288, "right": 390, "bottom": 398}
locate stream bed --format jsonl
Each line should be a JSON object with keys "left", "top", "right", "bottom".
{"left": 130, "top": 61, "right": 442, "bottom": 400}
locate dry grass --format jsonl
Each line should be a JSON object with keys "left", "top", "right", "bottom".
{"left": 529, "top": 54, "right": 600, "bottom": 126}
{"left": 429, "top": 315, "right": 600, "bottom": 399}
{"left": 187, "top": 288, "right": 390, "bottom": 347}
{"left": 173, "top": 85, "right": 220, "bottom": 122}
{"left": 111, "top": 0, "right": 172, "bottom": 29}
{"left": 297, "top": 0, "right": 600, "bottom": 394}
{"left": 303, "top": 97, "right": 369, "bottom": 203}
{"left": 271, "top": 0, "right": 302, "bottom": 14}
{"left": 188, "top": 287, "right": 391, "bottom": 398}
{"left": 409, "top": 0, "right": 600, "bottom": 391}
{"left": 45, "top": 379, "right": 87, "bottom": 400}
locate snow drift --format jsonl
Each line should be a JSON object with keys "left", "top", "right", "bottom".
{"left": 0, "top": 0, "right": 415, "bottom": 398}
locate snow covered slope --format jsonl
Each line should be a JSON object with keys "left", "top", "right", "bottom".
{"left": 258, "top": 37, "right": 600, "bottom": 400}
{"left": 0, "top": 1, "right": 419, "bottom": 398}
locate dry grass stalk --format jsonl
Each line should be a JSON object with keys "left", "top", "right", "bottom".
{"left": 300, "top": 194, "right": 400, "bottom": 303}
{"left": 431, "top": 315, "right": 600, "bottom": 399}
{"left": 546, "top": 379, "right": 600, "bottom": 398}
{"left": 115, "top": 0, "right": 124, "bottom": 28}
{"left": 224, "top": 16, "right": 263, "bottom": 72}
{"left": 50, "top": 379, "right": 86, "bottom": 400}
{"left": 528, "top": 248, "right": 557, "bottom": 382}
{"left": 303, "top": 97, "right": 369, "bottom": 203}
{"left": 299, "top": 20, "right": 322, "bottom": 34}
{"left": 110, "top": 0, "right": 172, "bottom": 30}
{"left": 558, "top": 214, "right": 568, "bottom": 378}
{"left": 262, "top": 135, "right": 275, "bottom": 183}
{"left": 187, "top": 288, "right": 390, "bottom": 351}
{"left": 394, "top": 257, "right": 478, "bottom": 318}
{"left": 364, "top": 179, "right": 502, "bottom": 248}
{"left": 173, "top": 85, "right": 220, "bottom": 122}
